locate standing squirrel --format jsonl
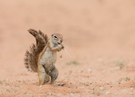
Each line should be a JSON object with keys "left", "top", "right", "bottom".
{"left": 24, "top": 29, "right": 64, "bottom": 85}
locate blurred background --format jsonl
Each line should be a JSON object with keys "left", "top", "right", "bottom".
{"left": 0, "top": 0, "right": 135, "bottom": 77}
{"left": 0, "top": 0, "right": 135, "bottom": 96}
{"left": 1, "top": 0, "right": 135, "bottom": 79}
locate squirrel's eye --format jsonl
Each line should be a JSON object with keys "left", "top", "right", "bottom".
{"left": 54, "top": 36, "right": 58, "bottom": 39}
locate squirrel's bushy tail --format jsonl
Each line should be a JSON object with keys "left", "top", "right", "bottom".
{"left": 24, "top": 29, "right": 48, "bottom": 72}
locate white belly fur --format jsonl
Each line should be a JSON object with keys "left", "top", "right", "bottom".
{"left": 39, "top": 47, "right": 57, "bottom": 65}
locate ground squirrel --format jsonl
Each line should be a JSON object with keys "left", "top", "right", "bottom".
{"left": 24, "top": 29, "right": 64, "bottom": 85}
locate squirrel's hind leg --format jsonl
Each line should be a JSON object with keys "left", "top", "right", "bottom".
{"left": 48, "top": 67, "right": 59, "bottom": 84}
{"left": 38, "top": 64, "right": 50, "bottom": 85}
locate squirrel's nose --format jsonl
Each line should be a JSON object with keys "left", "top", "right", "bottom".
{"left": 58, "top": 40, "right": 62, "bottom": 44}
{"left": 58, "top": 42, "right": 61, "bottom": 44}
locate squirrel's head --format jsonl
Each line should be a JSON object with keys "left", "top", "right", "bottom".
{"left": 51, "top": 33, "right": 63, "bottom": 45}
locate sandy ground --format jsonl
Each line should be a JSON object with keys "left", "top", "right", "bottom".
{"left": 0, "top": 0, "right": 135, "bottom": 97}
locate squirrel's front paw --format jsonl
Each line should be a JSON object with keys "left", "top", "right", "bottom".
{"left": 58, "top": 44, "right": 64, "bottom": 51}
